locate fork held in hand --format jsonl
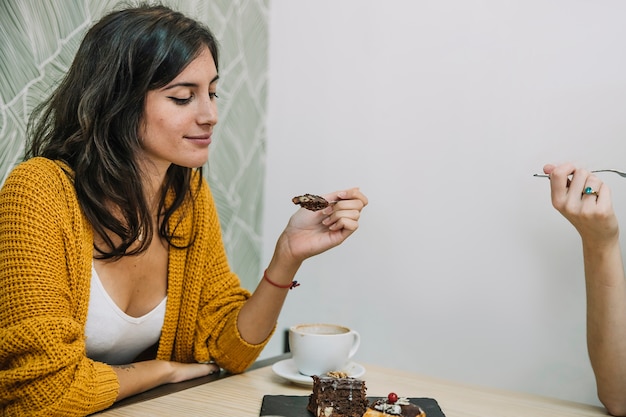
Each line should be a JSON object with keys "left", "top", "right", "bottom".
{"left": 534, "top": 169, "right": 626, "bottom": 179}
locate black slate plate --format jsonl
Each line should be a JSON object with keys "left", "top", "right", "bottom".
{"left": 259, "top": 395, "right": 446, "bottom": 416}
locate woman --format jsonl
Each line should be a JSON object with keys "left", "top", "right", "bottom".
{"left": 0, "top": 5, "right": 368, "bottom": 415}
{"left": 544, "top": 163, "right": 626, "bottom": 416}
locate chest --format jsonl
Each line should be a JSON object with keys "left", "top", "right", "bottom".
{"left": 93, "top": 238, "right": 169, "bottom": 318}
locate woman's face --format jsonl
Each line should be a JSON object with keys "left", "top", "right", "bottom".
{"left": 139, "top": 46, "right": 219, "bottom": 175}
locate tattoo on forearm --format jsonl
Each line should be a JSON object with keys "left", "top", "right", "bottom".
{"left": 113, "top": 364, "right": 136, "bottom": 371}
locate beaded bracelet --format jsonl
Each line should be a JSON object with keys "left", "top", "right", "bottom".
{"left": 263, "top": 269, "right": 300, "bottom": 290}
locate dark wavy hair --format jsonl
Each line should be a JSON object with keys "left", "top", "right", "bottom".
{"left": 25, "top": 4, "right": 219, "bottom": 259}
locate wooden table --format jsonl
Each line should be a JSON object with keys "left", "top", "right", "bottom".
{"left": 94, "top": 356, "right": 607, "bottom": 417}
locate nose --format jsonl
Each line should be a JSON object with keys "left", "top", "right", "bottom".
{"left": 198, "top": 94, "right": 218, "bottom": 126}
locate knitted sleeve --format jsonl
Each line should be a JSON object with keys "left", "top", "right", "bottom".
{"left": 0, "top": 158, "right": 118, "bottom": 416}
{"left": 185, "top": 178, "right": 272, "bottom": 373}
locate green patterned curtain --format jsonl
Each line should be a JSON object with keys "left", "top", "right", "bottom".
{"left": 0, "top": 0, "right": 268, "bottom": 289}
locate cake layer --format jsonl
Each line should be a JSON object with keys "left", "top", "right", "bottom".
{"left": 307, "top": 374, "right": 368, "bottom": 417}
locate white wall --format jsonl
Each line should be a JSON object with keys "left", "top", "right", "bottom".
{"left": 261, "top": 0, "right": 626, "bottom": 406}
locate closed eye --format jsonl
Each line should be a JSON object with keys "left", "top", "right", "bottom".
{"left": 168, "top": 96, "right": 193, "bottom": 105}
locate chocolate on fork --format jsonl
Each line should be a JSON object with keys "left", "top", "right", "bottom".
{"left": 292, "top": 194, "right": 333, "bottom": 211}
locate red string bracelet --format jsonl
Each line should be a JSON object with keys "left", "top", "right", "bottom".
{"left": 263, "top": 269, "right": 300, "bottom": 290}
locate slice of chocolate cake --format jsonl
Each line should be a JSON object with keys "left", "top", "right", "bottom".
{"left": 307, "top": 372, "right": 368, "bottom": 417}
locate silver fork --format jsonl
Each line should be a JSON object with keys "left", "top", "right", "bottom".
{"left": 534, "top": 169, "right": 626, "bottom": 178}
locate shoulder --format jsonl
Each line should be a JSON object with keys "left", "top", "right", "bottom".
{"left": 4, "top": 157, "right": 73, "bottom": 188}
{"left": 1, "top": 157, "right": 77, "bottom": 211}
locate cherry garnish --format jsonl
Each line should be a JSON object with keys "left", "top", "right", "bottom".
{"left": 387, "top": 392, "right": 398, "bottom": 404}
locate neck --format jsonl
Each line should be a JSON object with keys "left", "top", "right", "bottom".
{"left": 136, "top": 158, "right": 170, "bottom": 214}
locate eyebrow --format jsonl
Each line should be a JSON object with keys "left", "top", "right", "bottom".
{"left": 163, "top": 75, "right": 220, "bottom": 90}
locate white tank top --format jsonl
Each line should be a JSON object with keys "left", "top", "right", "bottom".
{"left": 84, "top": 265, "right": 167, "bottom": 365}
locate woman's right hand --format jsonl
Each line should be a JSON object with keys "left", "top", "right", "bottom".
{"left": 543, "top": 163, "right": 619, "bottom": 245}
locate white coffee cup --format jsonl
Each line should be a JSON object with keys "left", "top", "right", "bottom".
{"left": 289, "top": 323, "right": 360, "bottom": 376}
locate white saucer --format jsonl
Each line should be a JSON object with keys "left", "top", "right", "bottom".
{"left": 271, "top": 359, "right": 365, "bottom": 386}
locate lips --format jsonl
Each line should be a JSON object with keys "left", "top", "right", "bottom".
{"left": 185, "top": 134, "right": 212, "bottom": 145}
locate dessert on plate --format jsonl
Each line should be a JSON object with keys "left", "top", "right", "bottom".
{"left": 307, "top": 371, "right": 368, "bottom": 417}
{"left": 363, "top": 393, "right": 426, "bottom": 417}
{"left": 307, "top": 371, "right": 426, "bottom": 417}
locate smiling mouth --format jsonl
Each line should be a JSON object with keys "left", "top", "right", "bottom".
{"left": 186, "top": 134, "right": 211, "bottom": 140}
{"left": 184, "top": 136, "right": 212, "bottom": 148}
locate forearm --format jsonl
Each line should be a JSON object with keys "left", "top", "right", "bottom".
{"left": 112, "top": 360, "right": 218, "bottom": 401}
{"left": 582, "top": 238, "right": 626, "bottom": 414}
{"left": 237, "top": 240, "right": 301, "bottom": 345}
{"left": 112, "top": 360, "right": 174, "bottom": 401}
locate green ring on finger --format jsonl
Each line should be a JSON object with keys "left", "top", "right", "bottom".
{"left": 582, "top": 186, "right": 599, "bottom": 197}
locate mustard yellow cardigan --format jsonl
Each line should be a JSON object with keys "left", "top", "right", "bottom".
{"left": 0, "top": 157, "right": 269, "bottom": 416}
